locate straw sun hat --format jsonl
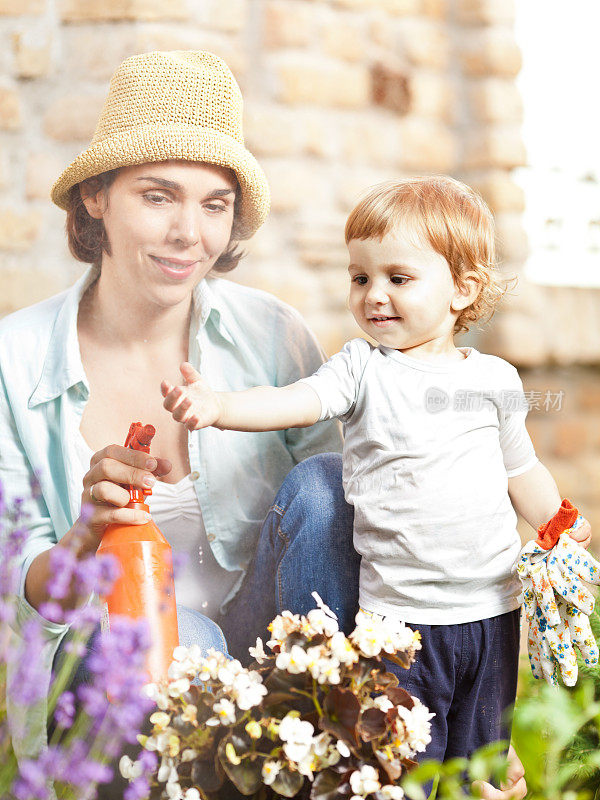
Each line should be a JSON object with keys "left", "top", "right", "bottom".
{"left": 51, "top": 50, "right": 270, "bottom": 237}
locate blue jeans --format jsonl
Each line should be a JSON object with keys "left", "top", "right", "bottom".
{"left": 217, "top": 452, "right": 359, "bottom": 663}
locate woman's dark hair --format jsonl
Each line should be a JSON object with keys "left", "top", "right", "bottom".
{"left": 65, "top": 167, "right": 246, "bottom": 272}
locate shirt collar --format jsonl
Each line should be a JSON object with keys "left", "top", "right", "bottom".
{"left": 28, "top": 266, "right": 99, "bottom": 408}
{"left": 192, "top": 278, "right": 237, "bottom": 348}
{"left": 28, "top": 269, "right": 236, "bottom": 409}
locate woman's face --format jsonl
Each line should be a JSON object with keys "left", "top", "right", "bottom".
{"left": 83, "top": 160, "right": 237, "bottom": 309}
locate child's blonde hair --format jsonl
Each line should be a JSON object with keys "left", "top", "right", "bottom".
{"left": 345, "top": 176, "right": 508, "bottom": 334}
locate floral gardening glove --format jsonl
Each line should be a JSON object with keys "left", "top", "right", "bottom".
{"left": 525, "top": 598, "right": 559, "bottom": 686}
{"left": 547, "top": 533, "right": 600, "bottom": 614}
{"left": 517, "top": 499, "right": 599, "bottom": 686}
{"left": 562, "top": 602, "right": 599, "bottom": 668}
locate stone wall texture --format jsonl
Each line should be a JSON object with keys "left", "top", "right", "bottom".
{"left": 1, "top": 0, "right": 599, "bottom": 544}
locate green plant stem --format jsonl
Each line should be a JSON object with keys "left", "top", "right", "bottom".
{"left": 290, "top": 686, "right": 323, "bottom": 717}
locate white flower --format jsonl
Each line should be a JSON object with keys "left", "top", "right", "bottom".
{"left": 304, "top": 608, "right": 339, "bottom": 638}
{"left": 396, "top": 698, "right": 434, "bottom": 754}
{"left": 184, "top": 790, "right": 201, "bottom": 800}
{"left": 295, "top": 751, "right": 317, "bottom": 779}
{"left": 380, "top": 785, "right": 404, "bottom": 799}
{"left": 262, "top": 760, "right": 282, "bottom": 785}
{"left": 230, "top": 670, "right": 268, "bottom": 710}
{"left": 157, "top": 755, "right": 178, "bottom": 783}
{"left": 336, "top": 740, "right": 351, "bottom": 758}
{"left": 169, "top": 644, "right": 206, "bottom": 680}
{"left": 350, "top": 615, "right": 387, "bottom": 657}
{"left": 350, "top": 613, "right": 420, "bottom": 659}
{"left": 311, "top": 592, "right": 339, "bottom": 624}
{"left": 119, "top": 755, "right": 142, "bottom": 780}
{"left": 166, "top": 779, "right": 183, "bottom": 799}
{"left": 217, "top": 659, "right": 245, "bottom": 686}
{"left": 168, "top": 677, "right": 191, "bottom": 697}
{"left": 276, "top": 644, "right": 311, "bottom": 674}
{"left": 267, "top": 610, "right": 302, "bottom": 646}
{"left": 373, "top": 695, "right": 394, "bottom": 712}
{"left": 208, "top": 697, "right": 237, "bottom": 726}
{"left": 249, "top": 637, "right": 268, "bottom": 664}
{"left": 278, "top": 714, "right": 315, "bottom": 764}
{"left": 143, "top": 682, "right": 169, "bottom": 711}
{"left": 349, "top": 764, "right": 382, "bottom": 796}
{"left": 305, "top": 646, "right": 341, "bottom": 685}
{"left": 181, "top": 749, "right": 198, "bottom": 762}
{"left": 196, "top": 649, "right": 228, "bottom": 682}
{"left": 329, "top": 631, "right": 359, "bottom": 666}
{"left": 145, "top": 733, "right": 170, "bottom": 754}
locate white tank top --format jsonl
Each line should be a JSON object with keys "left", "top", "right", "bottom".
{"left": 75, "top": 433, "right": 241, "bottom": 617}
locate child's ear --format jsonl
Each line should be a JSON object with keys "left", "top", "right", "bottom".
{"left": 451, "top": 271, "right": 481, "bottom": 312}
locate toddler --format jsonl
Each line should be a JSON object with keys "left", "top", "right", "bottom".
{"left": 162, "top": 176, "right": 591, "bottom": 762}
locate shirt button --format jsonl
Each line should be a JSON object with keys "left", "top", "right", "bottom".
{"left": 190, "top": 471, "right": 200, "bottom": 480}
{"left": 207, "top": 533, "right": 216, "bottom": 542}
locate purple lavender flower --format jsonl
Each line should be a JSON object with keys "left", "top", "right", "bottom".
{"left": 77, "top": 684, "right": 109, "bottom": 722}
{"left": 46, "top": 545, "right": 78, "bottom": 600}
{"left": 12, "top": 759, "right": 53, "bottom": 800}
{"left": 79, "top": 500, "right": 94, "bottom": 526}
{"left": 73, "top": 552, "right": 120, "bottom": 598}
{"left": 137, "top": 750, "right": 158, "bottom": 772}
{"left": 7, "top": 618, "right": 48, "bottom": 706}
{"left": 12, "top": 746, "right": 67, "bottom": 800}
{"left": 171, "top": 550, "right": 188, "bottom": 578}
{"left": 64, "top": 603, "right": 101, "bottom": 630}
{"left": 124, "top": 775, "right": 151, "bottom": 800}
{"left": 39, "top": 601, "right": 64, "bottom": 624}
{"left": 0, "top": 479, "right": 6, "bottom": 518}
{"left": 96, "top": 552, "right": 120, "bottom": 595}
{"left": 54, "top": 690, "right": 76, "bottom": 729}
{"left": 0, "top": 596, "right": 16, "bottom": 625}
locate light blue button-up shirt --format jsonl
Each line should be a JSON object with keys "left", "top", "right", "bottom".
{"left": 0, "top": 265, "right": 342, "bottom": 759}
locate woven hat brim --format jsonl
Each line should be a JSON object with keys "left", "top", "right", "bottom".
{"left": 50, "top": 124, "right": 270, "bottom": 237}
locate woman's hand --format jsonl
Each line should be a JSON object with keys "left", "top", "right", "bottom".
{"left": 471, "top": 745, "right": 526, "bottom": 799}
{"left": 161, "top": 362, "right": 223, "bottom": 432}
{"left": 72, "top": 444, "right": 172, "bottom": 555}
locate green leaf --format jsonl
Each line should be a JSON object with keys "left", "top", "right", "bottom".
{"left": 386, "top": 686, "right": 414, "bottom": 710}
{"left": 310, "top": 768, "right": 344, "bottom": 800}
{"left": 191, "top": 753, "right": 225, "bottom": 793}
{"left": 357, "top": 708, "right": 388, "bottom": 742}
{"left": 270, "top": 765, "right": 305, "bottom": 798}
{"left": 320, "top": 686, "right": 361, "bottom": 746}
{"left": 217, "top": 734, "right": 262, "bottom": 795}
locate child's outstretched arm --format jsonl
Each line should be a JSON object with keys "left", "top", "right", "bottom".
{"left": 161, "top": 362, "right": 321, "bottom": 433}
{"left": 508, "top": 461, "right": 592, "bottom": 548}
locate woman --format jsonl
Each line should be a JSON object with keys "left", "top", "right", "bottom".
{"left": 1, "top": 51, "right": 350, "bottom": 761}
{"left": 1, "top": 50, "right": 525, "bottom": 799}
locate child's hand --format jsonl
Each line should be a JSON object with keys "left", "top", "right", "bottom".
{"left": 570, "top": 517, "right": 592, "bottom": 549}
{"left": 161, "top": 362, "right": 223, "bottom": 432}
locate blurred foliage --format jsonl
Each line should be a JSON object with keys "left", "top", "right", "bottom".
{"left": 511, "top": 600, "right": 600, "bottom": 800}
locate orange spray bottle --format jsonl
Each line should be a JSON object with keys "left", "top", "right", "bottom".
{"left": 97, "top": 422, "right": 179, "bottom": 684}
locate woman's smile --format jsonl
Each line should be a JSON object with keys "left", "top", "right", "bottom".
{"left": 149, "top": 254, "right": 201, "bottom": 280}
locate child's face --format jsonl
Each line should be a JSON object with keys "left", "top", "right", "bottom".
{"left": 347, "top": 231, "right": 465, "bottom": 357}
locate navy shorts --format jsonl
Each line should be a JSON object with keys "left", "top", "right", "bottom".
{"left": 383, "top": 608, "right": 521, "bottom": 763}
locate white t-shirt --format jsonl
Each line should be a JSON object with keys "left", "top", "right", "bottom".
{"left": 300, "top": 339, "right": 538, "bottom": 625}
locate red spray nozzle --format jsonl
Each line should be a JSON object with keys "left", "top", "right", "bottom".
{"left": 124, "top": 422, "right": 156, "bottom": 453}
{"left": 124, "top": 422, "right": 156, "bottom": 499}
